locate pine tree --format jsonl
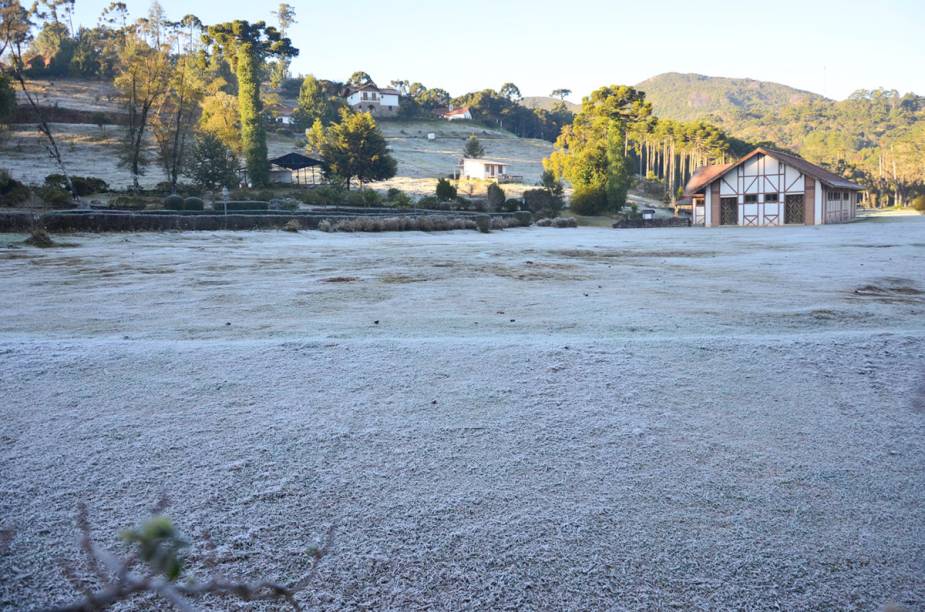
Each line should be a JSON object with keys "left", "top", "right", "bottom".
{"left": 462, "top": 135, "right": 484, "bottom": 158}
{"left": 316, "top": 109, "right": 397, "bottom": 190}
{"left": 204, "top": 21, "right": 298, "bottom": 187}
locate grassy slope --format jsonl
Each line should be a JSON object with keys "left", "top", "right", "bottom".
{"left": 3, "top": 80, "right": 550, "bottom": 194}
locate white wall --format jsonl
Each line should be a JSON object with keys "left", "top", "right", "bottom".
{"left": 346, "top": 91, "right": 399, "bottom": 108}
{"left": 711, "top": 153, "right": 807, "bottom": 226}
{"left": 814, "top": 180, "right": 823, "bottom": 225}
{"left": 704, "top": 188, "right": 712, "bottom": 227}
{"left": 462, "top": 159, "right": 507, "bottom": 179}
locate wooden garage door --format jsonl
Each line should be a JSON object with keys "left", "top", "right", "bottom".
{"left": 720, "top": 197, "right": 738, "bottom": 225}
{"left": 784, "top": 194, "right": 804, "bottom": 224}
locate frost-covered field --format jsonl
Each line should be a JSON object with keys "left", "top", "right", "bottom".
{"left": 1, "top": 219, "right": 924, "bottom": 610}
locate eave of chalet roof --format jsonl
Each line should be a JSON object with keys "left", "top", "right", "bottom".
{"left": 682, "top": 147, "right": 863, "bottom": 196}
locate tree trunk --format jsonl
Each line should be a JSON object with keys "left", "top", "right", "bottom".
{"left": 11, "top": 44, "right": 78, "bottom": 202}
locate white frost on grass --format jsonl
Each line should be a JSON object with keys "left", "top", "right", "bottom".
{"left": 0, "top": 219, "right": 924, "bottom": 610}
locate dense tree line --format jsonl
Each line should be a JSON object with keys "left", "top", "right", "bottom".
{"left": 641, "top": 75, "right": 925, "bottom": 206}
{"left": 738, "top": 89, "right": 925, "bottom": 206}
{"left": 544, "top": 85, "right": 745, "bottom": 213}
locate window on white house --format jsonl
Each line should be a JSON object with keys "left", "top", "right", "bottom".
{"left": 744, "top": 194, "right": 758, "bottom": 203}
{"left": 764, "top": 193, "right": 779, "bottom": 202}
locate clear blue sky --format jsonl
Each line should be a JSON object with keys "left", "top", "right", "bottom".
{"left": 72, "top": 0, "right": 925, "bottom": 101}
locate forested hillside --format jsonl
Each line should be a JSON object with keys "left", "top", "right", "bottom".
{"left": 637, "top": 72, "right": 825, "bottom": 122}
{"left": 638, "top": 73, "right": 925, "bottom": 206}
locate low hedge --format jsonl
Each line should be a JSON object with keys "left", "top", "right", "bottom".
{"left": 183, "top": 197, "right": 204, "bottom": 211}
{"left": 215, "top": 200, "right": 269, "bottom": 212}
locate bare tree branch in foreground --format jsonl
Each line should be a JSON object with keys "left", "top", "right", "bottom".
{"left": 47, "top": 500, "right": 334, "bottom": 611}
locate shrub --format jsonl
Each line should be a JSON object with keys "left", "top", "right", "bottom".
{"left": 536, "top": 217, "right": 575, "bottom": 227}
{"left": 513, "top": 210, "right": 533, "bottom": 226}
{"left": 475, "top": 214, "right": 491, "bottom": 233}
{"left": 283, "top": 219, "right": 300, "bottom": 232}
{"left": 569, "top": 187, "right": 608, "bottom": 216}
{"left": 35, "top": 185, "right": 73, "bottom": 208}
{"left": 232, "top": 188, "right": 276, "bottom": 202}
{"left": 486, "top": 183, "right": 506, "bottom": 211}
{"left": 109, "top": 196, "right": 150, "bottom": 210}
{"left": 912, "top": 195, "right": 925, "bottom": 212}
{"left": 523, "top": 189, "right": 563, "bottom": 219}
{"left": 183, "top": 197, "right": 204, "bottom": 211}
{"left": 185, "top": 133, "right": 239, "bottom": 190}
{"left": 502, "top": 198, "right": 521, "bottom": 213}
{"left": 269, "top": 198, "right": 299, "bottom": 211}
{"left": 44, "top": 174, "right": 109, "bottom": 196}
{"left": 344, "top": 190, "right": 367, "bottom": 207}
{"left": 320, "top": 215, "right": 479, "bottom": 233}
{"left": 435, "top": 178, "right": 457, "bottom": 201}
{"left": 297, "top": 185, "right": 346, "bottom": 206}
{"left": 0, "top": 169, "right": 31, "bottom": 207}
{"left": 387, "top": 188, "right": 412, "bottom": 208}
{"left": 163, "top": 194, "right": 184, "bottom": 210}
{"left": 540, "top": 170, "right": 564, "bottom": 197}
{"left": 24, "top": 227, "right": 56, "bottom": 247}
{"left": 221, "top": 201, "right": 269, "bottom": 212}
{"left": 362, "top": 189, "right": 382, "bottom": 206}
{"left": 416, "top": 196, "right": 439, "bottom": 209}
{"left": 155, "top": 182, "right": 202, "bottom": 197}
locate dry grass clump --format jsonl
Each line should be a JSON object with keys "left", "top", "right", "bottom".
{"left": 318, "top": 216, "right": 477, "bottom": 233}
{"left": 24, "top": 228, "right": 56, "bottom": 247}
{"left": 536, "top": 217, "right": 578, "bottom": 228}
{"left": 283, "top": 219, "right": 301, "bottom": 232}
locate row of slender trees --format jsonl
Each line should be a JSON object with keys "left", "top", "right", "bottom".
{"left": 544, "top": 85, "right": 744, "bottom": 214}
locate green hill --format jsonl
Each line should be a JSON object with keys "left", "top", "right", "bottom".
{"left": 636, "top": 72, "right": 826, "bottom": 123}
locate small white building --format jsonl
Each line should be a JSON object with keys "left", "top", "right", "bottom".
{"left": 345, "top": 83, "right": 400, "bottom": 118}
{"left": 443, "top": 107, "right": 472, "bottom": 121}
{"left": 460, "top": 158, "right": 508, "bottom": 180}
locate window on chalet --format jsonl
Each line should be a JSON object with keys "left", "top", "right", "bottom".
{"left": 744, "top": 194, "right": 758, "bottom": 203}
{"left": 764, "top": 193, "right": 779, "bottom": 202}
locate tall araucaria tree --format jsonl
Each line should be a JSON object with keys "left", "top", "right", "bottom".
{"left": 203, "top": 20, "right": 297, "bottom": 187}
{"left": 544, "top": 85, "right": 652, "bottom": 214}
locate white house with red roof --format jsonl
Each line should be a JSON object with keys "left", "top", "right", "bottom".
{"left": 442, "top": 107, "right": 472, "bottom": 121}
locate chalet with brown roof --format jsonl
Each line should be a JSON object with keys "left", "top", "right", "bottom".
{"left": 683, "top": 148, "right": 863, "bottom": 226}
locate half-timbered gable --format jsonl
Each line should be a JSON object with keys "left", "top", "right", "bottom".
{"left": 683, "top": 148, "right": 863, "bottom": 227}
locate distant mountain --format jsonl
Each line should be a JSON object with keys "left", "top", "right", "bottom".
{"left": 636, "top": 72, "right": 826, "bottom": 122}
{"left": 521, "top": 96, "right": 580, "bottom": 113}
{"left": 634, "top": 72, "right": 924, "bottom": 205}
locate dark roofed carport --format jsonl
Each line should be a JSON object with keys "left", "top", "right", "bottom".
{"left": 269, "top": 153, "right": 326, "bottom": 185}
